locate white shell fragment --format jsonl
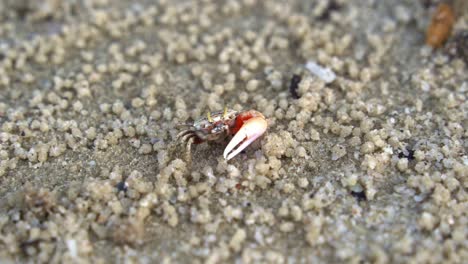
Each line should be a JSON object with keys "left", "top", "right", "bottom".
{"left": 305, "top": 61, "right": 336, "bottom": 83}
{"left": 66, "top": 239, "right": 78, "bottom": 258}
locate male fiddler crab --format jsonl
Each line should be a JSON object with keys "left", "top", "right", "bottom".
{"left": 177, "top": 108, "right": 267, "bottom": 162}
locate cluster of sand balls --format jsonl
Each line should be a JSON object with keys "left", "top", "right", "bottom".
{"left": 0, "top": 0, "right": 467, "bottom": 262}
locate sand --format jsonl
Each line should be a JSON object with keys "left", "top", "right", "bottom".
{"left": 0, "top": 0, "right": 467, "bottom": 263}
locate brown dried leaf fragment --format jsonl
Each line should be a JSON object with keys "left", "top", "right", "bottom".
{"left": 426, "top": 3, "right": 456, "bottom": 48}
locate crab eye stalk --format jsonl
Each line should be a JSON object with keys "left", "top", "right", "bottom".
{"left": 222, "top": 106, "right": 228, "bottom": 119}
{"left": 207, "top": 111, "right": 213, "bottom": 122}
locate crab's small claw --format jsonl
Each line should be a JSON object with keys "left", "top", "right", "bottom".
{"left": 223, "top": 116, "right": 267, "bottom": 161}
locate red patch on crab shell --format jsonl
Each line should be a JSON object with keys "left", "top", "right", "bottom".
{"left": 231, "top": 110, "right": 261, "bottom": 134}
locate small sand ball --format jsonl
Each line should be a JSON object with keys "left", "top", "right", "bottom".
{"left": 224, "top": 205, "right": 243, "bottom": 221}
{"left": 150, "top": 110, "right": 161, "bottom": 120}
{"left": 282, "top": 183, "right": 295, "bottom": 193}
{"left": 99, "top": 103, "right": 111, "bottom": 113}
{"left": 279, "top": 221, "right": 295, "bottom": 233}
{"left": 85, "top": 127, "right": 97, "bottom": 140}
{"left": 255, "top": 161, "right": 270, "bottom": 175}
{"left": 361, "top": 141, "right": 375, "bottom": 154}
{"left": 414, "top": 150, "right": 425, "bottom": 161}
{"left": 348, "top": 136, "right": 361, "bottom": 146}
{"left": 73, "top": 101, "right": 83, "bottom": 112}
{"left": 432, "top": 184, "right": 450, "bottom": 205}
{"left": 331, "top": 144, "right": 346, "bottom": 160}
{"left": 129, "top": 138, "right": 141, "bottom": 148}
{"left": 397, "top": 158, "right": 408, "bottom": 171}
{"left": 246, "top": 79, "right": 260, "bottom": 91}
{"left": 295, "top": 146, "right": 307, "bottom": 158}
{"left": 278, "top": 204, "right": 289, "bottom": 217}
{"left": 310, "top": 128, "right": 320, "bottom": 141}
{"left": 419, "top": 212, "right": 437, "bottom": 230}
{"left": 291, "top": 206, "right": 303, "bottom": 221}
{"left": 297, "top": 177, "right": 309, "bottom": 188}
{"left": 112, "top": 101, "right": 125, "bottom": 115}
{"left": 110, "top": 200, "right": 123, "bottom": 215}
{"left": 131, "top": 98, "right": 145, "bottom": 108}
{"left": 229, "top": 228, "right": 246, "bottom": 252}
{"left": 138, "top": 144, "right": 153, "bottom": 154}
{"left": 226, "top": 165, "right": 240, "bottom": 178}
{"left": 444, "top": 176, "right": 459, "bottom": 192}
{"left": 263, "top": 131, "right": 296, "bottom": 158}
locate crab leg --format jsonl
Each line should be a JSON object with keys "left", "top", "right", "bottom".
{"left": 223, "top": 116, "right": 267, "bottom": 161}
{"left": 185, "top": 136, "right": 194, "bottom": 166}
{"left": 177, "top": 130, "right": 194, "bottom": 139}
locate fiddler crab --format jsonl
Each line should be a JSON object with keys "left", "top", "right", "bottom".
{"left": 177, "top": 108, "right": 267, "bottom": 161}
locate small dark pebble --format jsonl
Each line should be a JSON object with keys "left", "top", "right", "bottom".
{"left": 446, "top": 31, "right": 468, "bottom": 63}
{"left": 116, "top": 181, "right": 128, "bottom": 192}
{"left": 289, "top": 74, "right": 302, "bottom": 99}
{"left": 318, "top": 0, "right": 341, "bottom": 20}
{"left": 351, "top": 191, "right": 367, "bottom": 202}
{"left": 421, "top": 0, "right": 434, "bottom": 9}
{"left": 398, "top": 148, "right": 415, "bottom": 160}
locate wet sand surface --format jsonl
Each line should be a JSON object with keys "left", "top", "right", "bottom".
{"left": 0, "top": 0, "right": 467, "bottom": 263}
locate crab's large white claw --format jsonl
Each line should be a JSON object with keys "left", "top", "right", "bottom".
{"left": 223, "top": 117, "right": 267, "bottom": 161}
